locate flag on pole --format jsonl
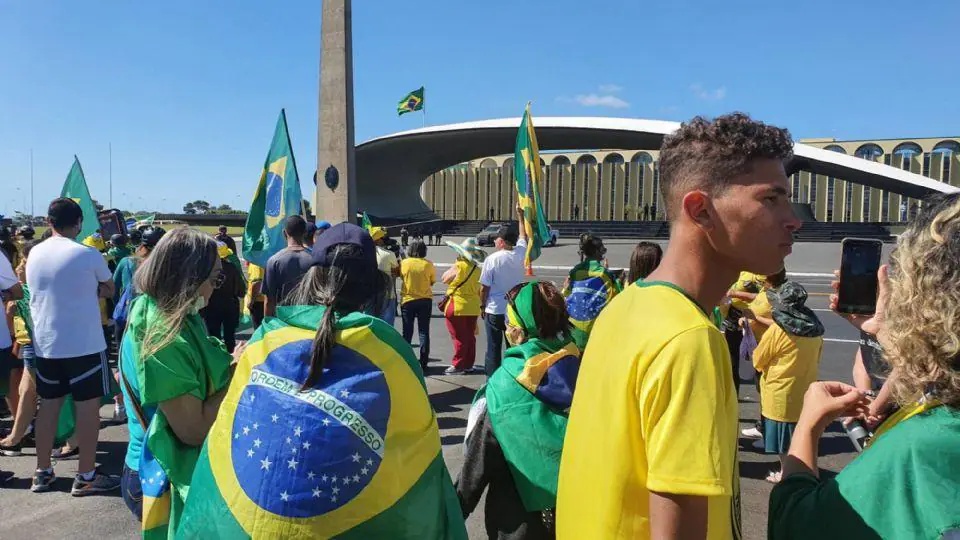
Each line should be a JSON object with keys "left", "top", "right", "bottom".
{"left": 242, "top": 109, "right": 304, "bottom": 268}
{"left": 514, "top": 104, "right": 551, "bottom": 266}
{"left": 61, "top": 156, "right": 101, "bottom": 241}
{"left": 361, "top": 211, "right": 373, "bottom": 231}
{"left": 397, "top": 87, "right": 424, "bottom": 116}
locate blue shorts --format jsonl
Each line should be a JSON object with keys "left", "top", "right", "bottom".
{"left": 21, "top": 344, "right": 36, "bottom": 371}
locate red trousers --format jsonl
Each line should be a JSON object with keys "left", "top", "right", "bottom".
{"left": 445, "top": 314, "right": 477, "bottom": 370}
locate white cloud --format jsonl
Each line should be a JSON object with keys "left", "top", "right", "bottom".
{"left": 598, "top": 84, "right": 623, "bottom": 94}
{"left": 573, "top": 94, "right": 630, "bottom": 108}
{"left": 690, "top": 83, "right": 727, "bottom": 101}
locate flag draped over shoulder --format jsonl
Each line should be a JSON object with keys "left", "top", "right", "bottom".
{"left": 484, "top": 335, "right": 581, "bottom": 512}
{"left": 242, "top": 109, "right": 304, "bottom": 268}
{"left": 397, "top": 87, "right": 424, "bottom": 116}
{"left": 514, "top": 105, "right": 551, "bottom": 266}
{"left": 178, "top": 305, "right": 467, "bottom": 540}
{"left": 561, "top": 260, "right": 622, "bottom": 349}
{"left": 61, "top": 156, "right": 101, "bottom": 241}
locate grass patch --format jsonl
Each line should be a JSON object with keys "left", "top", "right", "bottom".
{"left": 25, "top": 225, "right": 244, "bottom": 238}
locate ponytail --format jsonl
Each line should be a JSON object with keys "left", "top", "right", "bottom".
{"left": 304, "top": 302, "right": 338, "bottom": 389}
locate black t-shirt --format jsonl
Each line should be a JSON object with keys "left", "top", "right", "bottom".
{"left": 263, "top": 248, "right": 313, "bottom": 305}
{"left": 859, "top": 330, "right": 887, "bottom": 390}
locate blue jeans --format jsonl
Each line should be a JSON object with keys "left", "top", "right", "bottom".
{"left": 484, "top": 313, "right": 506, "bottom": 377}
{"left": 401, "top": 299, "right": 432, "bottom": 364}
{"left": 381, "top": 298, "right": 397, "bottom": 326}
{"left": 121, "top": 465, "right": 143, "bottom": 521}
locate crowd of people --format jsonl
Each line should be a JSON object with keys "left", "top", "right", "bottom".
{"left": 1, "top": 112, "right": 958, "bottom": 539}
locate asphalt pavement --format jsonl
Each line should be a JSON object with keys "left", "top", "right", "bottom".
{"left": 0, "top": 240, "right": 872, "bottom": 540}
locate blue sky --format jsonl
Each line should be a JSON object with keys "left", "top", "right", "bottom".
{"left": 2, "top": 0, "right": 958, "bottom": 216}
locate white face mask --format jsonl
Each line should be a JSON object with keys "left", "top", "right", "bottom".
{"left": 191, "top": 294, "right": 207, "bottom": 313}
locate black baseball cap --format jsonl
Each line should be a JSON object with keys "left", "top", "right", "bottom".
{"left": 311, "top": 222, "right": 376, "bottom": 271}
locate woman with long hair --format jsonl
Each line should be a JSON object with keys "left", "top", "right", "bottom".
{"left": 623, "top": 241, "right": 663, "bottom": 285}
{"left": 399, "top": 240, "right": 435, "bottom": 370}
{"left": 458, "top": 280, "right": 581, "bottom": 539}
{"left": 769, "top": 192, "right": 960, "bottom": 538}
{"left": 178, "top": 223, "right": 466, "bottom": 539}
{"left": 440, "top": 238, "right": 485, "bottom": 375}
{"left": 118, "top": 228, "right": 238, "bottom": 530}
{"left": 561, "top": 234, "right": 621, "bottom": 349}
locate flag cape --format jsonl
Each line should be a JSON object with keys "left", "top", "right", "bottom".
{"left": 178, "top": 305, "right": 467, "bottom": 539}
{"left": 484, "top": 336, "right": 580, "bottom": 511}
{"left": 61, "top": 156, "right": 101, "bottom": 241}
{"left": 561, "top": 260, "right": 621, "bottom": 349}
{"left": 513, "top": 105, "right": 550, "bottom": 266}
{"left": 242, "top": 109, "right": 304, "bottom": 268}
{"left": 397, "top": 87, "right": 424, "bottom": 116}
{"left": 123, "top": 295, "right": 233, "bottom": 539}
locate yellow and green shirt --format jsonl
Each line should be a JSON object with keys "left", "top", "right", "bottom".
{"left": 557, "top": 281, "right": 740, "bottom": 539}
{"left": 752, "top": 323, "right": 823, "bottom": 423}
{"left": 399, "top": 258, "right": 435, "bottom": 305}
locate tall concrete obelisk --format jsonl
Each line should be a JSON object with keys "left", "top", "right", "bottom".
{"left": 316, "top": 0, "right": 356, "bottom": 224}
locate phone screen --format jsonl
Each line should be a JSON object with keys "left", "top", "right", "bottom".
{"left": 838, "top": 239, "right": 883, "bottom": 315}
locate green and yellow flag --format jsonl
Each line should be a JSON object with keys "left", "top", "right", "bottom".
{"left": 178, "top": 305, "right": 467, "bottom": 539}
{"left": 361, "top": 211, "right": 373, "bottom": 231}
{"left": 242, "top": 109, "right": 304, "bottom": 268}
{"left": 514, "top": 104, "right": 551, "bottom": 266}
{"left": 61, "top": 156, "right": 101, "bottom": 241}
{"left": 397, "top": 87, "right": 424, "bottom": 116}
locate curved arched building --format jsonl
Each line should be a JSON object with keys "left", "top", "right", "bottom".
{"left": 353, "top": 117, "right": 959, "bottom": 223}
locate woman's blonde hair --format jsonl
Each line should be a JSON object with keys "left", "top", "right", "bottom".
{"left": 134, "top": 228, "right": 219, "bottom": 359}
{"left": 885, "top": 193, "right": 960, "bottom": 407}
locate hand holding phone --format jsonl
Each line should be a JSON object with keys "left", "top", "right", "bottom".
{"left": 836, "top": 238, "right": 883, "bottom": 315}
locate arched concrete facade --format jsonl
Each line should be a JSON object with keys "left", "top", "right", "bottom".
{"left": 354, "top": 117, "right": 958, "bottom": 218}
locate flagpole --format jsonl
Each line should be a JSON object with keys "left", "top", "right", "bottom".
{"left": 422, "top": 86, "right": 426, "bottom": 127}
{"left": 109, "top": 142, "right": 113, "bottom": 208}
{"left": 29, "top": 149, "right": 34, "bottom": 217}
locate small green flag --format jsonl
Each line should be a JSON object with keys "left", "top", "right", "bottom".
{"left": 361, "top": 211, "right": 373, "bottom": 231}
{"left": 397, "top": 87, "right": 424, "bottom": 116}
{"left": 514, "top": 104, "right": 550, "bottom": 265}
{"left": 61, "top": 156, "right": 101, "bottom": 241}
{"left": 242, "top": 109, "right": 304, "bottom": 268}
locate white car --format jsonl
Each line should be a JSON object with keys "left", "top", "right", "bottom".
{"left": 545, "top": 225, "right": 559, "bottom": 247}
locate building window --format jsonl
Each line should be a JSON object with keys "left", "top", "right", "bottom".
{"left": 826, "top": 177, "right": 835, "bottom": 222}
{"left": 570, "top": 167, "right": 577, "bottom": 218}
{"left": 630, "top": 152, "right": 653, "bottom": 206}
{"left": 792, "top": 174, "right": 801, "bottom": 202}
{"left": 624, "top": 166, "right": 630, "bottom": 213}
{"left": 844, "top": 181, "right": 854, "bottom": 222}
{"left": 809, "top": 173, "right": 818, "bottom": 215}
{"left": 892, "top": 142, "right": 923, "bottom": 160}
{"left": 881, "top": 192, "right": 890, "bottom": 221}
{"left": 923, "top": 152, "right": 931, "bottom": 177}
{"left": 862, "top": 186, "right": 872, "bottom": 221}
{"left": 824, "top": 144, "right": 847, "bottom": 154}
{"left": 557, "top": 171, "right": 564, "bottom": 219}
{"left": 933, "top": 141, "right": 960, "bottom": 182}
{"left": 854, "top": 144, "right": 883, "bottom": 161}
{"left": 475, "top": 172, "right": 480, "bottom": 219}
{"left": 652, "top": 163, "right": 661, "bottom": 219}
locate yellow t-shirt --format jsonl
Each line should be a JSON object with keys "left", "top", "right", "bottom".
{"left": 399, "top": 258, "right": 435, "bottom": 305}
{"left": 747, "top": 289, "right": 772, "bottom": 342}
{"left": 557, "top": 282, "right": 740, "bottom": 540}
{"left": 445, "top": 259, "right": 481, "bottom": 317}
{"left": 752, "top": 323, "right": 823, "bottom": 423}
{"left": 247, "top": 264, "right": 266, "bottom": 302}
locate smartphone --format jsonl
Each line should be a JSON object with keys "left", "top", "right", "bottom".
{"left": 837, "top": 238, "right": 883, "bottom": 315}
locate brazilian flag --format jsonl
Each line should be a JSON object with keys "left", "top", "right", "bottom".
{"left": 178, "top": 305, "right": 467, "bottom": 539}
{"left": 514, "top": 104, "right": 551, "bottom": 266}
{"left": 561, "top": 259, "right": 621, "bottom": 349}
{"left": 61, "top": 156, "right": 101, "bottom": 242}
{"left": 361, "top": 211, "right": 373, "bottom": 231}
{"left": 242, "top": 109, "right": 304, "bottom": 268}
{"left": 397, "top": 87, "right": 424, "bottom": 116}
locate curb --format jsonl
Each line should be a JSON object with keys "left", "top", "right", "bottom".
{"left": 432, "top": 262, "right": 834, "bottom": 279}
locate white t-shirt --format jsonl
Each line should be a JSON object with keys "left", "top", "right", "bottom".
{"left": 0, "top": 252, "right": 18, "bottom": 350}
{"left": 376, "top": 246, "right": 399, "bottom": 300}
{"left": 479, "top": 238, "right": 528, "bottom": 315}
{"left": 27, "top": 236, "right": 111, "bottom": 358}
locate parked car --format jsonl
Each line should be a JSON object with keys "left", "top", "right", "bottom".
{"left": 546, "top": 225, "right": 559, "bottom": 247}
{"left": 475, "top": 222, "right": 506, "bottom": 246}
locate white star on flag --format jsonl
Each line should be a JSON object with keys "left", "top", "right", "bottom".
{"left": 280, "top": 491, "right": 289, "bottom": 502}
{"left": 332, "top": 486, "right": 340, "bottom": 495}
{"left": 331, "top": 495, "right": 338, "bottom": 502}
{"left": 250, "top": 394, "right": 256, "bottom": 402}
{"left": 260, "top": 457, "right": 272, "bottom": 471}
{"left": 307, "top": 471, "right": 316, "bottom": 480}
{"left": 331, "top": 475, "right": 338, "bottom": 483}
{"left": 253, "top": 438, "right": 262, "bottom": 448}
{"left": 352, "top": 474, "right": 360, "bottom": 483}
{"left": 321, "top": 474, "right": 328, "bottom": 482}
{"left": 287, "top": 458, "right": 298, "bottom": 470}
{"left": 312, "top": 487, "right": 322, "bottom": 498}
{"left": 271, "top": 414, "right": 279, "bottom": 423}
{"left": 242, "top": 426, "right": 250, "bottom": 436}
{"left": 340, "top": 389, "right": 350, "bottom": 398}
{"left": 322, "top": 418, "right": 331, "bottom": 426}
{"left": 360, "top": 467, "right": 369, "bottom": 475}
{"left": 247, "top": 449, "right": 254, "bottom": 458}
{"left": 286, "top": 437, "right": 292, "bottom": 445}
{"left": 302, "top": 441, "right": 311, "bottom": 450}
{"left": 252, "top": 422, "right": 259, "bottom": 430}
{"left": 351, "top": 452, "right": 361, "bottom": 462}
{"left": 366, "top": 459, "right": 373, "bottom": 466}
{"left": 234, "top": 433, "right": 239, "bottom": 440}
{"left": 343, "top": 477, "right": 350, "bottom": 485}
{"left": 294, "top": 426, "right": 302, "bottom": 437}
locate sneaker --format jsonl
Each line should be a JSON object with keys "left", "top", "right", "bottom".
{"left": 443, "top": 366, "right": 466, "bottom": 375}
{"left": 0, "top": 440, "right": 22, "bottom": 457}
{"left": 51, "top": 445, "right": 80, "bottom": 460}
{"left": 741, "top": 427, "right": 762, "bottom": 439}
{"left": 71, "top": 471, "right": 121, "bottom": 497}
{"left": 467, "top": 366, "right": 485, "bottom": 374}
{"left": 31, "top": 469, "right": 56, "bottom": 492}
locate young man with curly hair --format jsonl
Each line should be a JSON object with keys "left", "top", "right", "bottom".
{"left": 558, "top": 113, "right": 801, "bottom": 539}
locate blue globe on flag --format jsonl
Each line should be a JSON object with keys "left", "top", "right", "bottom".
{"left": 265, "top": 171, "right": 284, "bottom": 219}
{"left": 565, "top": 276, "right": 610, "bottom": 325}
